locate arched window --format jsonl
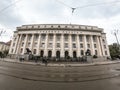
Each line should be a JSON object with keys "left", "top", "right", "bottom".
{"left": 65, "top": 51, "right": 69, "bottom": 58}
{"left": 73, "top": 51, "right": 77, "bottom": 58}
{"left": 56, "top": 51, "right": 60, "bottom": 58}
{"left": 40, "top": 50, "right": 44, "bottom": 57}
{"left": 48, "top": 51, "right": 52, "bottom": 58}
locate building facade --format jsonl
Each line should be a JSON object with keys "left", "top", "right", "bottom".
{"left": 0, "top": 42, "right": 10, "bottom": 52}
{"left": 9, "top": 24, "right": 110, "bottom": 59}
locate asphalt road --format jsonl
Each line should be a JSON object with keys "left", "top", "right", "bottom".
{"left": 0, "top": 60, "right": 120, "bottom": 90}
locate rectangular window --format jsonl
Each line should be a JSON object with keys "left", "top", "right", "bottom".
{"left": 104, "top": 45, "right": 106, "bottom": 49}
{"left": 35, "top": 34, "right": 39, "bottom": 41}
{"left": 72, "top": 35, "right": 76, "bottom": 41}
{"left": 80, "top": 43, "right": 83, "bottom": 48}
{"left": 94, "top": 44, "right": 97, "bottom": 48}
{"left": 21, "top": 42, "right": 24, "bottom": 47}
{"left": 56, "top": 35, "right": 61, "bottom": 41}
{"left": 87, "top": 44, "right": 90, "bottom": 48}
{"left": 64, "top": 35, "right": 68, "bottom": 41}
{"left": 105, "top": 51, "right": 108, "bottom": 55}
{"left": 28, "top": 35, "right": 32, "bottom": 41}
{"left": 56, "top": 43, "right": 60, "bottom": 48}
{"left": 33, "top": 49, "right": 36, "bottom": 54}
{"left": 65, "top": 43, "right": 68, "bottom": 48}
{"left": 13, "top": 43, "right": 15, "bottom": 47}
{"left": 93, "top": 36, "right": 96, "bottom": 42}
{"left": 20, "top": 48, "right": 23, "bottom": 53}
{"left": 79, "top": 35, "right": 83, "bottom": 42}
{"left": 81, "top": 50, "right": 84, "bottom": 55}
{"left": 49, "top": 35, "right": 53, "bottom": 41}
{"left": 86, "top": 36, "right": 90, "bottom": 42}
{"left": 73, "top": 43, "right": 76, "bottom": 48}
{"left": 41, "top": 35, "right": 46, "bottom": 41}
{"left": 28, "top": 42, "right": 31, "bottom": 47}
{"left": 48, "top": 43, "right": 52, "bottom": 48}
{"left": 34, "top": 43, "right": 37, "bottom": 47}
{"left": 41, "top": 43, "right": 45, "bottom": 48}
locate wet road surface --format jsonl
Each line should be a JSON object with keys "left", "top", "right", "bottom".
{"left": 0, "top": 60, "right": 120, "bottom": 90}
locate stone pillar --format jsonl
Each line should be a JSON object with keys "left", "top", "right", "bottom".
{"left": 97, "top": 36, "right": 102, "bottom": 56}
{"left": 14, "top": 35, "right": 20, "bottom": 54}
{"left": 52, "top": 34, "right": 56, "bottom": 57}
{"left": 83, "top": 35, "right": 87, "bottom": 55}
{"left": 44, "top": 34, "right": 48, "bottom": 56}
{"left": 22, "top": 34, "right": 28, "bottom": 54}
{"left": 61, "top": 34, "right": 64, "bottom": 57}
{"left": 36, "top": 34, "right": 41, "bottom": 55}
{"left": 77, "top": 34, "right": 80, "bottom": 57}
{"left": 69, "top": 34, "right": 72, "bottom": 57}
{"left": 90, "top": 35, "right": 94, "bottom": 55}
{"left": 16, "top": 34, "right": 22, "bottom": 54}
{"left": 30, "top": 34, "right": 34, "bottom": 54}
{"left": 99, "top": 36, "right": 105, "bottom": 56}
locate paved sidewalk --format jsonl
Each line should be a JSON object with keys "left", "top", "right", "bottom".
{"left": 0, "top": 58, "right": 120, "bottom": 67}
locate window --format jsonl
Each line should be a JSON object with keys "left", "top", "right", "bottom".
{"left": 41, "top": 43, "right": 45, "bottom": 48}
{"left": 48, "top": 43, "right": 52, "bottom": 48}
{"left": 103, "top": 39, "right": 105, "bottom": 43}
{"left": 28, "top": 35, "right": 32, "bottom": 41}
{"left": 80, "top": 43, "right": 83, "bottom": 48}
{"left": 20, "top": 48, "right": 23, "bottom": 53}
{"left": 21, "top": 42, "right": 24, "bottom": 47}
{"left": 56, "top": 43, "right": 60, "bottom": 48}
{"left": 86, "top": 36, "right": 90, "bottom": 42}
{"left": 95, "top": 50, "right": 97, "bottom": 55}
{"left": 79, "top": 35, "right": 83, "bottom": 42}
{"left": 13, "top": 43, "right": 15, "bottom": 47}
{"left": 41, "top": 35, "right": 46, "bottom": 41}
{"left": 49, "top": 35, "right": 53, "bottom": 41}
{"left": 73, "top": 43, "right": 76, "bottom": 48}
{"left": 93, "top": 36, "right": 96, "bottom": 42}
{"left": 105, "top": 51, "right": 108, "bottom": 55}
{"left": 34, "top": 34, "right": 39, "bottom": 41}
{"left": 34, "top": 43, "right": 37, "bottom": 47}
{"left": 94, "top": 44, "right": 97, "bottom": 48}
{"left": 33, "top": 49, "right": 36, "bottom": 54}
{"left": 28, "top": 42, "right": 31, "bottom": 47}
{"left": 56, "top": 35, "right": 61, "bottom": 41}
{"left": 87, "top": 44, "right": 90, "bottom": 48}
{"left": 64, "top": 35, "right": 68, "bottom": 41}
{"left": 81, "top": 50, "right": 84, "bottom": 55}
{"left": 104, "top": 45, "right": 106, "bottom": 49}
{"left": 72, "top": 35, "right": 76, "bottom": 41}
{"left": 65, "top": 43, "right": 68, "bottom": 48}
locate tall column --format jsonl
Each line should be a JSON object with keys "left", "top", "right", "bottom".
{"left": 30, "top": 34, "right": 34, "bottom": 54}
{"left": 52, "top": 34, "right": 56, "bottom": 57}
{"left": 16, "top": 34, "right": 22, "bottom": 54}
{"left": 22, "top": 34, "right": 28, "bottom": 54}
{"left": 83, "top": 35, "right": 87, "bottom": 55}
{"left": 44, "top": 34, "right": 48, "bottom": 56}
{"left": 9, "top": 35, "right": 16, "bottom": 54}
{"left": 36, "top": 34, "right": 41, "bottom": 55}
{"left": 61, "top": 34, "right": 64, "bottom": 57}
{"left": 77, "top": 34, "right": 80, "bottom": 57}
{"left": 69, "top": 34, "right": 72, "bottom": 57}
{"left": 14, "top": 35, "right": 20, "bottom": 54}
{"left": 97, "top": 36, "right": 102, "bottom": 56}
{"left": 99, "top": 36, "right": 105, "bottom": 56}
{"left": 90, "top": 35, "right": 94, "bottom": 55}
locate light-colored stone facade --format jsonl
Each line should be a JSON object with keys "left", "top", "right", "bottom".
{"left": 9, "top": 24, "right": 110, "bottom": 59}
{"left": 0, "top": 42, "right": 10, "bottom": 52}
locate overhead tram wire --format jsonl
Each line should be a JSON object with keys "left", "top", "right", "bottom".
{"left": 0, "top": 0, "right": 22, "bottom": 14}
{"left": 56, "top": 0, "right": 120, "bottom": 23}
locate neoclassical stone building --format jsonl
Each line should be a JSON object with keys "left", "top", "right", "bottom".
{"left": 9, "top": 24, "right": 110, "bottom": 59}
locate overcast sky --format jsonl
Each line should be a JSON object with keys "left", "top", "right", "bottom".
{"left": 0, "top": 0, "right": 120, "bottom": 44}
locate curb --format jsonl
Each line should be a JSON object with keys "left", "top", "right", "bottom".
{"left": 1, "top": 59, "right": 120, "bottom": 67}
